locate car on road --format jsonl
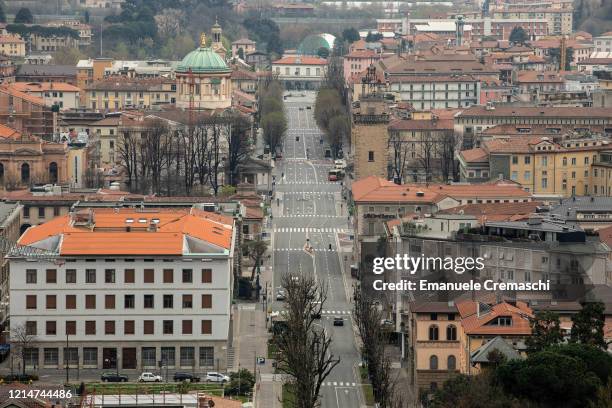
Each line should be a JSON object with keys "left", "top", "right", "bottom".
{"left": 333, "top": 317, "right": 344, "bottom": 326}
{"left": 101, "top": 372, "right": 128, "bottom": 382}
{"left": 299, "top": 107, "right": 304, "bottom": 111}
{"left": 173, "top": 372, "right": 200, "bottom": 382}
{"left": 206, "top": 372, "right": 230, "bottom": 383}
{"left": 276, "top": 289, "right": 287, "bottom": 301}
{"left": 306, "top": 106, "right": 312, "bottom": 109}
{"left": 138, "top": 372, "right": 162, "bottom": 382}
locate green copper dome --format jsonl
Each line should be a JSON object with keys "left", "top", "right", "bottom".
{"left": 176, "top": 46, "right": 230, "bottom": 74}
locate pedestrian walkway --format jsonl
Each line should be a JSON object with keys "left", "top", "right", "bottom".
{"left": 275, "top": 214, "right": 345, "bottom": 218}
{"left": 273, "top": 227, "right": 348, "bottom": 233}
{"left": 322, "top": 310, "right": 352, "bottom": 315}
{"left": 281, "top": 181, "right": 337, "bottom": 185}
{"left": 273, "top": 248, "right": 337, "bottom": 252}
{"left": 322, "top": 381, "right": 358, "bottom": 387}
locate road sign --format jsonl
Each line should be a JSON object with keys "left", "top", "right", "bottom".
{"left": 257, "top": 357, "right": 265, "bottom": 365}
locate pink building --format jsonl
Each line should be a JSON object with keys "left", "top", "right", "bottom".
{"left": 343, "top": 50, "right": 383, "bottom": 85}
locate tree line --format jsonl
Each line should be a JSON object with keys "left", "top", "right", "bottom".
{"left": 259, "top": 79, "right": 287, "bottom": 158}
{"left": 117, "top": 113, "right": 251, "bottom": 196}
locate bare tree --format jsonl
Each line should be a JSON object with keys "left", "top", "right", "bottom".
{"left": 275, "top": 273, "right": 340, "bottom": 408}
{"left": 354, "top": 287, "right": 400, "bottom": 407}
{"left": 245, "top": 237, "right": 268, "bottom": 280}
{"left": 388, "top": 132, "right": 410, "bottom": 183}
{"left": 141, "top": 119, "right": 172, "bottom": 195}
{"left": 437, "top": 132, "right": 457, "bottom": 182}
{"left": 117, "top": 129, "right": 139, "bottom": 191}
{"left": 11, "top": 322, "right": 37, "bottom": 376}
{"left": 223, "top": 113, "right": 253, "bottom": 186}
{"left": 416, "top": 133, "right": 436, "bottom": 183}
{"left": 207, "top": 121, "right": 223, "bottom": 196}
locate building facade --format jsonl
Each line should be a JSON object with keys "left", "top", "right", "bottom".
{"left": 10, "top": 208, "right": 236, "bottom": 371}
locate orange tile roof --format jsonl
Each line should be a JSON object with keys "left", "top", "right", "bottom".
{"left": 0, "top": 34, "right": 25, "bottom": 44}
{"left": 438, "top": 201, "right": 542, "bottom": 222}
{"left": 19, "top": 208, "right": 234, "bottom": 255}
{"left": 10, "top": 81, "right": 81, "bottom": 93}
{"left": 458, "top": 300, "right": 533, "bottom": 335}
{"left": 0, "top": 124, "right": 23, "bottom": 139}
{"left": 352, "top": 176, "right": 531, "bottom": 203}
{"left": 460, "top": 147, "right": 488, "bottom": 163}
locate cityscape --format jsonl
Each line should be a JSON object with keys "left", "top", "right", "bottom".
{"left": 0, "top": 0, "right": 610, "bottom": 407}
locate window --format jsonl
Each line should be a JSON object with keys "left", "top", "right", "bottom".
{"left": 541, "top": 156, "right": 548, "bottom": 166}
{"left": 44, "top": 348, "right": 59, "bottom": 366}
{"left": 202, "top": 269, "right": 212, "bottom": 283}
{"left": 144, "top": 320, "right": 154, "bottom": 335}
{"left": 585, "top": 156, "right": 590, "bottom": 164}
{"left": 161, "top": 347, "right": 175, "bottom": 366}
{"left": 46, "top": 321, "right": 57, "bottom": 335}
{"left": 46, "top": 269, "right": 57, "bottom": 284}
{"left": 86, "top": 269, "right": 96, "bottom": 283}
{"left": 144, "top": 294, "right": 154, "bottom": 308}
{"left": 85, "top": 294, "right": 96, "bottom": 309}
{"left": 524, "top": 171, "right": 531, "bottom": 181}
{"left": 83, "top": 348, "right": 97, "bottom": 366}
{"left": 26, "top": 321, "right": 37, "bottom": 335}
{"left": 38, "top": 207, "right": 45, "bottom": 218}
{"left": 64, "top": 348, "right": 78, "bottom": 365}
{"left": 542, "top": 178, "right": 548, "bottom": 188}
{"left": 447, "top": 355, "right": 456, "bottom": 370}
{"left": 163, "top": 294, "right": 174, "bottom": 309}
{"left": 572, "top": 157, "right": 577, "bottom": 165}
{"left": 26, "top": 295, "right": 36, "bottom": 309}
{"left": 202, "top": 294, "right": 212, "bottom": 309}
{"left": 124, "top": 269, "right": 135, "bottom": 283}
{"left": 65, "top": 295, "right": 76, "bottom": 309}
{"left": 142, "top": 347, "right": 156, "bottom": 367}
{"left": 163, "top": 269, "right": 173, "bottom": 283}
{"left": 446, "top": 325, "right": 457, "bottom": 341}
{"left": 144, "top": 269, "right": 154, "bottom": 283}
{"left": 182, "top": 269, "right": 193, "bottom": 283}
{"left": 105, "top": 269, "right": 115, "bottom": 283}
{"left": 124, "top": 320, "right": 135, "bottom": 335}
{"left": 201, "top": 320, "right": 212, "bottom": 334}
{"left": 66, "top": 269, "right": 76, "bottom": 283}
{"left": 23, "top": 206, "right": 30, "bottom": 218}
{"left": 85, "top": 321, "right": 96, "bottom": 335}
{"left": 53, "top": 207, "right": 60, "bottom": 217}
{"left": 200, "top": 347, "right": 214, "bottom": 367}
{"left": 182, "top": 320, "right": 193, "bottom": 334}
{"left": 163, "top": 320, "right": 174, "bottom": 334}
{"left": 105, "top": 320, "right": 115, "bottom": 335}
{"left": 66, "top": 321, "right": 76, "bottom": 335}
{"left": 585, "top": 170, "right": 589, "bottom": 177}
{"left": 182, "top": 294, "right": 193, "bottom": 309}
{"left": 429, "top": 355, "right": 438, "bottom": 370}
{"left": 430, "top": 313, "right": 438, "bottom": 321}
{"left": 124, "top": 294, "right": 135, "bottom": 309}
{"left": 105, "top": 295, "right": 115, "bottom": 309}
{"left": 368, "top": 151, "right": 374, "bottom": 162}
{"left": 511, "top": 171, "right": 518, "bottom": 181}
{"left": 428, "top": 325, "right": 439, "bottom": 341}
{"left": 512, "top": 156, "right": 518, "bottom": 164}
{"left": 524, "top": 156, "right": 530, "bottom": 164}
{"left": 26, "top": 269, "right": 37, "bottom": 284}
{"left": 46, "top": 295, "right": 56, "bottom": 309}
{"left": 180, "top": 347, "right": 195, "bottom": 366}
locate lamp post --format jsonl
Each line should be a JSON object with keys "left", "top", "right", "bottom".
{"left": 65, "top": 334, "right": 69, "bottom": 385}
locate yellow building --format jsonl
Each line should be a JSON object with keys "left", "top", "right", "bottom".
{"left": 85, "top": 77, "right": 176, "bottom": 111}
{"left": 0, "top": 34, "right": 26, "bottom": 57}
{"left": 410, "top": 302, "right": 461, "bottom": 392}
{"left": 460, "top": 136, "right": 612, "bottom": 198}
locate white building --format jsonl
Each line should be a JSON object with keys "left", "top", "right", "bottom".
{"left": 594, "top": 32, "right": 612, "bottom": 53}
{"left": 10, "top": 82, "right": 81, "bottom": 110}
{"left": 272, "top": 56, "right": 327, "bottom": 90}
{"left": 9, "top": 208, "right": 235, "bottom": 372}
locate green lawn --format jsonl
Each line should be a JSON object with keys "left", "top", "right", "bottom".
{"left": 85, "top": 382, "right": 225, "bottom": 396}
{"left": 282, "top": 383, "right": 296, "bottom": 408}
{"left": 362, "top": 383, "right": 375, "bottom": 405}
{"left": 267, "top": 339, "right": 279, "bottom": 359}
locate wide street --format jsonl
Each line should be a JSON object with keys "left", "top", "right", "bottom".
{"left": 272, "top": 92, "right": 362, "bottom": 408}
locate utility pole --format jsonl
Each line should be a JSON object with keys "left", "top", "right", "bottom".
{"left": 65, "top": 334, "right": 69, "bottom": 385}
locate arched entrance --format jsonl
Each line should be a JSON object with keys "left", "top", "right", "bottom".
{"left": 21, "top": 163, "right": 30, "bottom": 184}
{"left": 49, "top": 162, "right": 58, "bottom": 184}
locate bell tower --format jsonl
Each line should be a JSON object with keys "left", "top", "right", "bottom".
{"left": 211, "top": 17, "right": 227, "bottom": 60}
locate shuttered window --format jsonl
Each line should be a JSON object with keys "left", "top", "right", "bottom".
{"left": 201, "top": 320, "right": 212, "bottom": 334}
{"left": 202, "top": 294, "right": 212, "bottom": 309}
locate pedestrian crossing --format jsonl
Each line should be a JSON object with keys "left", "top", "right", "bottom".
{"left": 322, "top": 381, "right": 357, "bottom": 387}
{"left": 274, "top": 227, "right": 348, "bottom": 233}
{"left": 273, "top": 248, "right": 336, "bottom": 252}
{"left": 282, "top": 191, "right": 336, "bottom": 195}
{"left": 322, "top": 310, "right": 351, "bottom": 315}
{"left": 276, "top": 214, "right": 345, "bottom": 218}
{"left": 282, "top": 181, "right": 337, "bottom": 185}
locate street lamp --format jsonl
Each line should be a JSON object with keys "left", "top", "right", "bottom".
{"left": 65, "top": 334, "right": 69, "bottom": 385}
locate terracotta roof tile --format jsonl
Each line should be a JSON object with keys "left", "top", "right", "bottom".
{"left": 460, "top": 147, "right": 488, "bottom": 163}
{"left": 272, "top": 56, "right": 327, "bottom": 65}
{"left": 458, "top": 301, "right": 534, "bottom": 335}
{"left": 11, "top": 82, "right": 81, "bottom": 93}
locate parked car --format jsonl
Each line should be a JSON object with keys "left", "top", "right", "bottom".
{"left": 333, "top": 317, "right": 344, "bottom": 326}
{"left": 306, "top": 106, "right": 312, "bottom": 109}
{"left": 138, "top": 372, "right": 162, "bottom": 382}
{"left": 173, "top": 372, "right": 200, "bottom": 382}
{"left": 101, "top": 372, "right": 128, "bottom": 382}
{"left": 206, "top": 372, "right": 230, "bottom": 383}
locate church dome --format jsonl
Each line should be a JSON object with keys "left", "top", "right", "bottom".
{"left": 176, "top": 38, "right": 230, "bottom": 74}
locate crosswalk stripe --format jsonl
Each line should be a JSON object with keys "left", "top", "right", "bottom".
{"left": 273, "top": 227, "right": 348, "bottom": 233}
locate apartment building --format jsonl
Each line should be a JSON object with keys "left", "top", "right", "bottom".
{"left": 459, "top": 136, "right": 612, "bottom": 198}
{"left": 0, "top": 34, "right": 26, "bottom": 57}
{"left": 85, "top": 78, "right": 176, "bottom": 111}
{"left": 594, "top": 32, "right": 612, "bottom": 53}
{"left": 9, "top": 82, "right": 81, "bottom": 110}
{"left": 15, "top": 65, "right": 78, "bottom": 86}
{"left": 272, "top": 56, "right": 327, "bottom": 90}
{"left": 0, "top": 202, "right": 22, "bottom": 339}
{"left": 10, "top": 208, "right": 236, "bottom": 371}
{"left": 488, "top": 7, "right": 572, "bottom": 35}
{"left": 343, "top": 50, "right": 383, "bottom": 85}
{"left": 454, "top": 106, "right": 612, "bottom": 149}
{"left": 231, "top": 38, "right": 256, "bottom": 58}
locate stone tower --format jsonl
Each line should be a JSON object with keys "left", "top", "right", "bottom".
{"left": 211, "top": 18, "right": 227, "bottom": 61}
